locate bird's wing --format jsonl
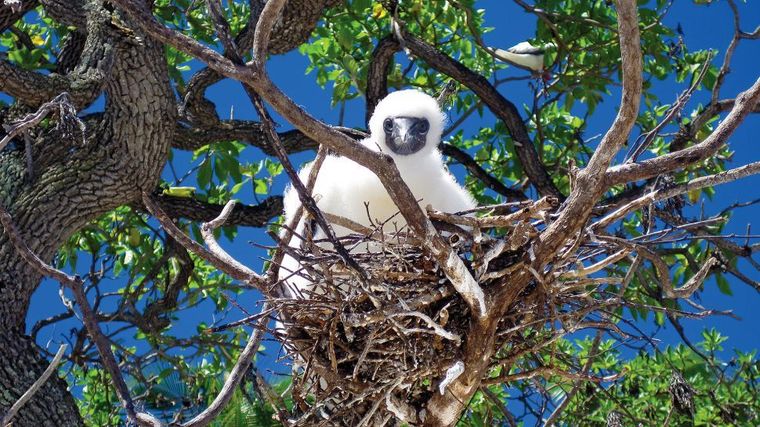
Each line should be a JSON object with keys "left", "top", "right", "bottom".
{"left": 492, "top": 48, "right": 544, "bottom": 72}
{"left": 507, "top": 42, "right": 544, "bottom": 55}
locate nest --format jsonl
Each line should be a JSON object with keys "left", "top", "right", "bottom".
{"left": 272, "top": 197, "right": 626, "bottom": 426}
{"left": 277, "top": 249, "right": 460, "bottom": 424}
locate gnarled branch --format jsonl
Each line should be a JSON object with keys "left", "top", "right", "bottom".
{"left": 536, "top": 0, "right": 642, "bottom": 261}
{"left": 398, "top": 27, "right": 563, "bottom": 199}
{"left": 365, "top": 35, "right": 400, "bottom": 125}
{"left": 150, "top": 192, "right": 282, "bottom": 227}
{"left": 0, "top": 0, "right": 113, "bottom": 108}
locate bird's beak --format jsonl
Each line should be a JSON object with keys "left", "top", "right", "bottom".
{"left": 385, "top": 117, "right": 427, "bottom": 156}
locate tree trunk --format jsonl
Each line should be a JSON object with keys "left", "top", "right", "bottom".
{"left": 0, "top": 6, "right": 175, "bottom": 423}
{"left": 0, "top": 0, "right": 338, "bottom": 423}
{"left": 0, "top": 333, "right": 83, "bottom": 426}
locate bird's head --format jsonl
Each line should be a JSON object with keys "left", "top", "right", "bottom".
{"left": 368, "top": 89, "right": 446, "bottom": 159}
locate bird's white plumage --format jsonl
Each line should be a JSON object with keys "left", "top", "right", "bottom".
{"left": 493, "top": 41, "right": 549, "bottom": 72}
{"left": 506, "top": 41, "right": 545, "bottom": 55}
{"left": 278, "top": 89, "right": 476, "bottom": 299}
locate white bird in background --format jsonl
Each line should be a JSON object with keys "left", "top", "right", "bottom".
{"left": 492, "top": 41, "right": 551, "bottom": 74}
{"left": 278, "top": 89, "right": 477, "bottom": 299}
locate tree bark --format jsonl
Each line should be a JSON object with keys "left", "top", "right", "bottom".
{"left": 0, "top": 0, "right": 338, "bottom": 423}
{"left": 0, "top": 333, "right": 81, "bottom": 426}
{"left": 1, "top": 9, "right": 174, "bottom": 424}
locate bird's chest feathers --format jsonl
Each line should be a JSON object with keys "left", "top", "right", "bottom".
{"left": 315, "top": 159, "right": 446, "bottom": 228}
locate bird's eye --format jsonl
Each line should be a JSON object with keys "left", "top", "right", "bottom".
{"left": 383, "top": 118, "right": 394, "bottom": 133}
{"left": 417, "top": 119, "right": 429, "bottom": 134}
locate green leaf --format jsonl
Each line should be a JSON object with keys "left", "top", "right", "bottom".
{"left": 715, "top": 273, "right": 732, "bottom": 296}
{"left": 162, "top": 186, "right": 196, "bottom": 198}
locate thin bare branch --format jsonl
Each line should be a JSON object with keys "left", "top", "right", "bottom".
{"left": 0, "top": 93, "right": 85, "bottom": 152}
{"left": 197, "top": 199, "right": 264, "bottom": 283}
{"left": 666, "top": 257, "right": 718, "bottom": 299}
{"left": 597, "top": 160, "right": 760, "bottom": 230}
{"left": 0, "top": 204, "right": 155, "bottom": 426}
{"left": 607, "top": 77, "right": 760, "bottom": 186}
{"left": 536, "top": 0, "right": 642, "bottom": 261}
{"left": 625, "top": 54, "right": 713, "bottom": 163}
{"left": 266, "top": 145, "right": 328, "bottom": 288}
{"left": 205, "top": 0, "right": 237, "bottom": 57}
{"left": 1, "top": 344, "right": 67, "bottom": 427}
{"left": 142, "top": 193, "right": 267, "bottom": 290}
{"left": 181, "top": 303, "right": 269, "bottom": 427}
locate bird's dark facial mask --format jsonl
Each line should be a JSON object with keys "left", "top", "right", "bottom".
{"left": 383, "top": 116, "right": 429, "bottom": 156}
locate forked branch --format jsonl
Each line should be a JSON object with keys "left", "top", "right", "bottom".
{"left": 110, "top": 0, "right": 487, "bottom": 318}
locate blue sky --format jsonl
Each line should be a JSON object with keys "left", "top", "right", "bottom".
{"left": 22, "top": 0, "right": 760, "bottom": 398}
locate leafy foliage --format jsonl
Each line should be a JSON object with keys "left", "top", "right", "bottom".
{"left": 4, "top": 0, "right": 757, "bottom": 424}
{"left": 463, "top": 333, "right": 759, "bottom": 426}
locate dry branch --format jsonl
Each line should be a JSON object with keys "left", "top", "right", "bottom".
{"left": 182, "top": 303, "right": 269, "bottom": 427}
{"left": 597, "top": 160, "right": 760, "bottom": 230}
{"left": 0, "top": 344, "right": 67, "bottom": 427}
{"left": 0, "top": 92, "right": 85, "bottom": 152}
{"left": 48, "top": 0, "right": 760, "bottom": 425}
{"left": 143, "top": 193, "right": 267, "bottom": 290}
{"left": 606, "top": 76, "right": 760, "bottom": 186}
{"left": 0, "top": 204, "right": 155, "bottom": 426}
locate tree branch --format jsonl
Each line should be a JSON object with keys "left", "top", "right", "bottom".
{"left": 140, "top": 238, "right": 193, "bottom": 332}
{"left": 142, "top": 193, "right": 268, "bottom": 291}
{"left": 197, "top": 199, "right": 263, "bottom": 287}
{"left": 440, "top": 143, "right": 528, "bottom": 201}
{"left": 536, "top": 0, "right": 642, "bottom": 261}
{"left": 365, "top": 35, "right": 400, "bottom": 126}
{"left": 181, "top": 306, "right": 269, "bottom": 427}
{"left": 172, "top": 120, "right": 370, "bottom": 155}
{"left": 38, "top": 0, "right": 85, "bottom": 28}
{"left": 179, "top": 200, "right": 271, "bottom": 427}
{"left": 0, "top": 1, "right": 113, "bottom": 108}
{"left": 713, "top": 0, "right": 743, "bottom": 104}
{"left": 204, "top": 0, "right": 237, "bottom": 58}
{"left": 0, "top": 344, "right": 67, "bottom": 427}
{"left": 543, "top": 332, "right": 603, "bottom": 426}
{"left": 171, "top": 118, "right": 526, "bottom": 203}
{"left": 421, "top": 2, "right": 641, "bottom": 423}
{"left": 0, "top": 58, "right": 105, "bottom": 109}
{"left": 398, "top": 27, "right": 563, "bottom": 198}
{"left": 0, "top": 92, "right": 85, "bottom": 153}
{"left": 265, "top": 145, "right": 328, "bottom": 289}
{"left": 606, "top": 77, "right": 760, "bottom": 186}
{"left": 150, "top": 192, "right": 282, "bottom": 227}
{"left": 596, "top": 160, "right": 760, "bottom": 230}
{"left": 669, "top": 97, "right": 760, "bottom": 153}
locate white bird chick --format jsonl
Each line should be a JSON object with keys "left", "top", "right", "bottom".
{"left": 492, "top": 41, "right": 551, "bottom": 74}
{"left": 278, "top": 89, "right": 476, "bottom": 299}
